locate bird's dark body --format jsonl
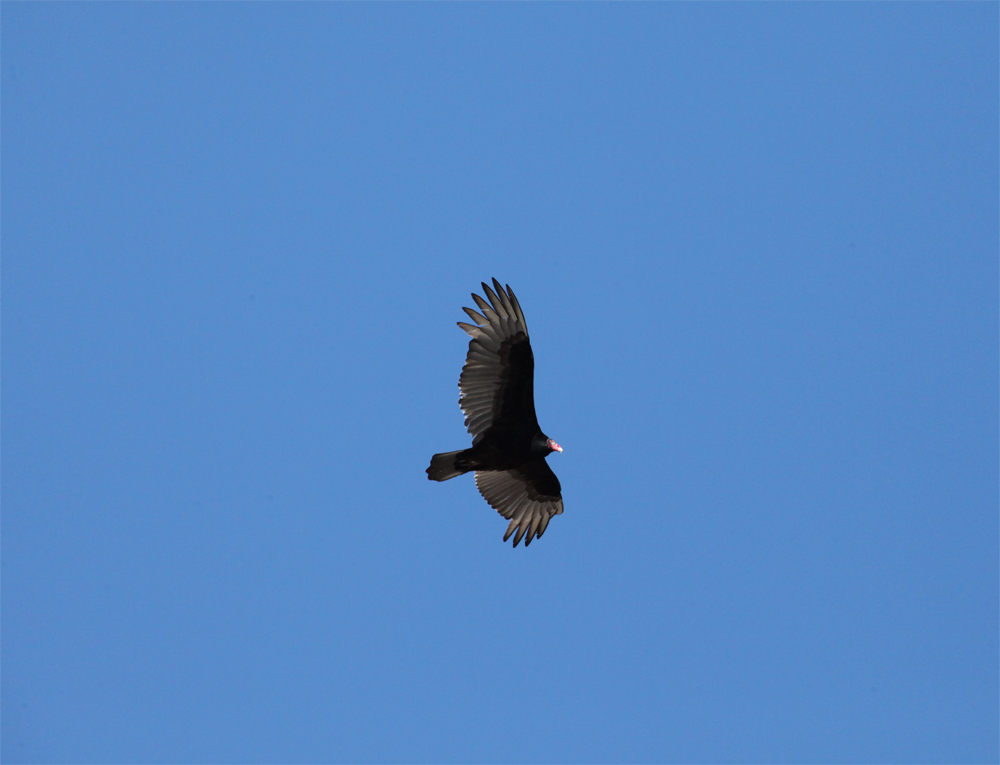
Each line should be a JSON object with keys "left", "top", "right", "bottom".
{"left": 456, "top": 428, "right": 553, "bottom": 474}
{"left": 427, "top": 280, "right": 563, "bottom": 546}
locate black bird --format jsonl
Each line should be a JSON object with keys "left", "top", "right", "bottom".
{"left": 427, "top": 279, "right": 563, "bottom": 547}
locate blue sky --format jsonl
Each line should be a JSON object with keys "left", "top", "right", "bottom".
{"left": 2, "top": 3, "right": 997, "bottom": 763}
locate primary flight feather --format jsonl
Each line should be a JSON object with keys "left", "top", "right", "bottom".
{"left": 427, "top": 279, "right": 563, "bottom": 547}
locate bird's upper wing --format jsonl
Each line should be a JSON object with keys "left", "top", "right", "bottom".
{"left": 475, "top": 459, "right": 563, "bottom": 547}
{"left": 456, "top": 279, "right": 537, "bottom": 442}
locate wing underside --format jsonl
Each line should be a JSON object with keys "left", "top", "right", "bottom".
{"left": 456, "top": 279, "right": 533, "bottom": 442}
{"left": 475, "top": 461, "right": 563, "bottom": 547}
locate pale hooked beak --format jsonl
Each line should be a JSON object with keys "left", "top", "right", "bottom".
{"left": 547, "top": 439, "right": 563, "bottom": 453}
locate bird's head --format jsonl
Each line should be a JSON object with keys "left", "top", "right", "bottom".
{"left": 546, "top": 438, "right": 563, "bottom": 454}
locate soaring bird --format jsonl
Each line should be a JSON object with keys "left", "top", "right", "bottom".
{"left": 427, "top": 279, "right": 563, "bottom": 547}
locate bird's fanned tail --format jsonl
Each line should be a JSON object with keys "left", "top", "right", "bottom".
{"left": 426, "top": 450, "right": 468, "bottom": 481}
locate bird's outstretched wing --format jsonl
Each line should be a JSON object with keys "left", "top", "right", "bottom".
{"left": 475, "top": 460, "right": 563, "bottom": 547}
{"left": 456, "top": 278, "right": 537, "bottom": 443}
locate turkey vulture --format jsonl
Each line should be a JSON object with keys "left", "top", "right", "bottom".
{"left": 427, "top": 279, "right": 563, "bottom": 547}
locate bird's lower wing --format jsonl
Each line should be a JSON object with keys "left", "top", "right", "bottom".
{"left": 475, "top": 460, "right": 563, "bottom": 547}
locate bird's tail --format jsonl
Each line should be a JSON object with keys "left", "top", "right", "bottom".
{"left": 427, "top": 449, "right": 470, "bottom": 481}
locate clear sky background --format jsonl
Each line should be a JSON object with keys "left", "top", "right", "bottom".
{"left": 2, "top": 4, "right": 997, "bottom": 763}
